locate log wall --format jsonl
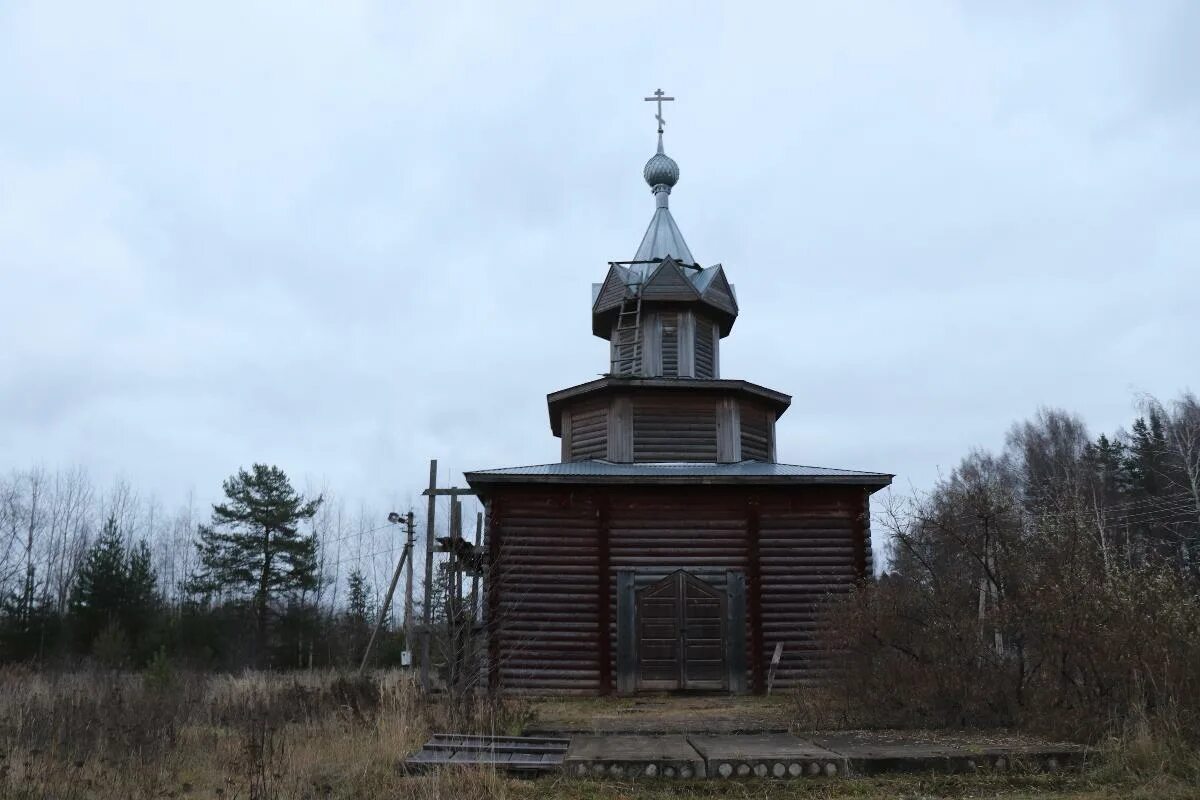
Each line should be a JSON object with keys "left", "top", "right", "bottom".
{"left": 486, "top": 484, "right": 873, "bottom": 695}
{"left": 740, "top": 402, "right": 773, "bottom": 462}
{"left": 631, "top": 394, "right": 718, "bottom": 461}
{"left": 563, "top": 400, "right": 608, "bottom": 461}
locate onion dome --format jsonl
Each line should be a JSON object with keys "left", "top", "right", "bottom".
{"left": 643, "top": 150, "right": 680, "bottom": 190}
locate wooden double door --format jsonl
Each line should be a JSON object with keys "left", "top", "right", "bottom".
{"left": 636, "top": 571, "right": 727, "bottom": 691}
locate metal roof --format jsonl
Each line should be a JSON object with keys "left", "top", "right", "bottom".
{"left": 465, "top": 459, "right": 893, "bottom": 489}
{"left": 546, "top": 377, "right": 792, "bottom": 436}
{"left": 595, "top": 130, "right": 738, "bottom": 305}
{"left": 629, "top": 132, "right": 698, "bottom": 270}
{"left": 633, "top": 203, "right": 695, "bottom": 267}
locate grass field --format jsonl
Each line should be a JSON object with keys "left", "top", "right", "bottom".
{"left": 0, "top": 668, "right": 1195, "bottom": 799}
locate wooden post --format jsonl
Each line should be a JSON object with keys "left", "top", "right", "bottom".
{"left": 486, "top": 498, "right": 502, "bottom": 695}
{"left": 447, "top": 497, "right": 461, "bottom": 691}
{"left": 596, "top": 496, "right": 612, "bottom": 695}
{"left": 451, "top": 498, "right": 463, "bottom": 611}
{"left": 358, "top": 541, "right": 411, "bottom": 675}
{"left": 403, "top": 511, "right": 415, "bottom": 656}
{"left": 472, "top": 511, "right": 482, "bottom": 617}
{"left": 421, "top": 460, "right": 437, "bottom": 693}
{"left": 747, "top": 497, "right": 765, "bottom": 694}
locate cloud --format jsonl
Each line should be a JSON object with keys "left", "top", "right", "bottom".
{"left": 1, "top": 1, "right": 1198, "bottom": 561}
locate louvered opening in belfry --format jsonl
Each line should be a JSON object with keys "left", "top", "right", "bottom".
{"left": 695, "top": 318, "right": 715, "bottom": 379}
{"left": 660, "top": 315, "right": 679, "bottom": 377}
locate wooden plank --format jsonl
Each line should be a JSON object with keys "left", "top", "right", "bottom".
{"left": 607, "top": 396, "right": 633, "bottom": 462}
{"left": 726, "top": 570, "right": 748, "bottom": 694}
{"left": 716, "top": 396, "right": 741, "bottom": 463}
{"left": 428, "top": 733, "right": 569, "bottom": 746}
{"left": 425, "top": 742, "right": 568, "bottom": 754}
{"left": 679, "top": 309, "right": 695, "bottom": 377}
{"left": 616, "top": 570, "right": 636, "bottom": 694}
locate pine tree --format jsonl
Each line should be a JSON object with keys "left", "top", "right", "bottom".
{"left": 190, "top": 464, "right": 322, "bottom": 667}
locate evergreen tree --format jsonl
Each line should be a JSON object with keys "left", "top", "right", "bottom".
{"left": 124, "top": 539, "right": 160, "bottom": 662}
{"left": 343, "top": 569, "right": 373, "bottom": 665}
{"left": 69, "top": 515, "right": 129, "bottom": 653}
{"left": 346, "top": 569, "right": 373, "bottom": 626}
{"left": 190, "top": 464, "right": 322, "bottom": 667}
{"left": 1, "top": 581, "right": 57, "bottom": 663}
{"left": 1126, "top": 413, "right": 1169, "bottom": 496}
{"left": 68, "top": 515, "right": 162, "bottom": 663}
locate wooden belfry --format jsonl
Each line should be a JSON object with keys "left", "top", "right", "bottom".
{"left": 465, "top": 92, "right": 892, "bottom": 695}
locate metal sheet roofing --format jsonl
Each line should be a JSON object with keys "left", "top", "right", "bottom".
{"left": 465, "top": 459, "right": 893, "bottom": 488}
{"left": 632, "top": 205, "right": 695, "bottom": 267}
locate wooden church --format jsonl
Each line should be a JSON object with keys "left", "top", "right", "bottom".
{"left": 465, "top": 94, "right": 891, "bottom": 695}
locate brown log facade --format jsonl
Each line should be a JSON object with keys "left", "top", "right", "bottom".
{"left": 476, "top": 483, "right": 875, "bottom": 695}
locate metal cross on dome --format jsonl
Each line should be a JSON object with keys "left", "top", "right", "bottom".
{"left": 644, "top": 88, "right": 675, "bottom": 134}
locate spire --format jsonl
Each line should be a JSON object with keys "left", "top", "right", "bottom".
{"left": 635, "top": 89, "right": 694, "bottom": 266}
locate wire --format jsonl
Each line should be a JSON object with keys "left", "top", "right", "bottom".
{"left": 1019, "top": 491, "right": 1194, "bottom": 519}
{"left": 316, "top": 520, "right": 403, "bottom": 548}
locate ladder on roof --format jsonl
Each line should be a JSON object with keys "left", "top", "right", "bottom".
{"left": 610, "top": 282, "right": 643, "bottom": 376}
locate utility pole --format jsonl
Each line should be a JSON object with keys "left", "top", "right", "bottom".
{"left": 451, "top": 497, "right": 463, "bottom": 613}
{"left": 447, "top": 496, "right": 461, "bottom": 691}
{"left": 358, "top": 511, "right": 414, "bottom": 675}
{"left": 419, "top": 481, "right": 479, "bottom": 694}
{"left": 403, "top": 510, "right": 415, "bottom": 658}
{"left": 421, "top": 460, "right": 437, "bottom": 693}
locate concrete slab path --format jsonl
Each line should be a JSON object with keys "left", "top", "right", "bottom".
{"left": 809, "top": 731, "right": 1087, "bottom": 776}
{"left": 690, "top": 733, "right": 845, "bottom": 778}
{"left": 558, "top": 730, "right": 1088, "bottom": 780}
{"left": 564, "top": 734, "right": 706, "bottom": 779}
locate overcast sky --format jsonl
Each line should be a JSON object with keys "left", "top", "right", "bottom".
{"left": 2, "top": 2, "right": 1197, "bottom": 548}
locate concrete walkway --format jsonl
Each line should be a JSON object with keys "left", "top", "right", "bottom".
{"left": 562, "top": 730, "right": 1088, "bottom": 780}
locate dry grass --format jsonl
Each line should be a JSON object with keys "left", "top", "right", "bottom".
{"left": 0, "top": 666, "right": 528, "bottom": 799}
{"left": 1, "top": 670, "right": 1196, "bottom": 799}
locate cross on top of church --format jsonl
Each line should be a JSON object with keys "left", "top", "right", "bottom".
{"left": 644, "top": 88, "right": 675, "bottom": 134}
